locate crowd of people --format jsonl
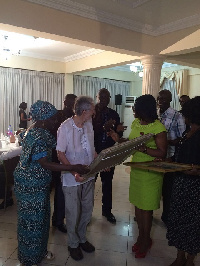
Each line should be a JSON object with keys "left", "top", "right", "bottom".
{"left": 3, "top": 89, "right": 199, "bottom": 265}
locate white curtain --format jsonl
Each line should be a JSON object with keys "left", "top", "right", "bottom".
{"left": 73, "top": 75, "right": 131, "bottom": 120}
{"left": 160, "top": 70, "right": 188, "bottom": 95}
{"left": 160, "top": 78, "right": 181, "bottom": 110}
{"left": 0, "top": 67, "right": 65, "bottom": 134}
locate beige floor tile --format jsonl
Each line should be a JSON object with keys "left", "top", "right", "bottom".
{"left": 112, "top": 200, "right": 132, "bottom": 212}
{"left": 67, "top": 249, "right": 127, "bottom": 266}
{"left": 0, "top": 238, "right": 18, "bottom": 259}
{"left": 87, "top": 218, "right": 130, "bottom": 237}
{"left": 126, "top": 253, "right": 175, "bottom": 266}
{"left": 42, "top": 243, "right": 69, "bottom": 266}
{"left": 0, "top": 229, "right": 17, "bottom": 240}
{"left": 108, "top": 209, "right": 130, "bottom": 223}
{"left": 150, "top": 239, "right": 177, "bottom": 259}
{"left": 86, "top": 231, "right": 128, "bottom": 253}
{"left": 48, "top": 228, "right": 68, "bottom": 246}
{"left": 1, "top": 163, "right": 199, "bottom": 266}
{"left": 2, "top": 259, "right": 20, "bottom": 266}
{"left": 9, "top": 249, "right": 17, "bottom": 260}
{"left": 0, "top": 222, "right": 17, "bottom": 232}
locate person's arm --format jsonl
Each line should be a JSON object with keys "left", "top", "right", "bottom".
{"left": 114, "top": 111, "right": 123, "bottom": 138}
{"left": 184, "top": 164, "right": 200, "bottom": 176}
{"left": 20, "top": 112, "right": 31, "bottom": 121}
{"left": 138, "top": 131, "right": 167, "bottom": 159}
{"left": 57, "top": 150, "right": 87, "bottom": 182}
{"left": 38, "top": 156, "right": 89, "bottom": 176}
{"left": 57, "top": 150, "right": 70, "bottom": 165}
{"left": 107, "top": 129, "right": 128, "bottom": 143}
{"left": 168, "top": 113, "right": 186, "bottom": 146}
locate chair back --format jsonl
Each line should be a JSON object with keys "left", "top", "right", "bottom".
{"left": 3, "top": 156, "right": 20, "bottom": 183}
{"left": 2, "top": 156, "right": 20, "bottom": 210}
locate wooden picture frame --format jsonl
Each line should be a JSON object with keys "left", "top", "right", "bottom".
{"left": 123, "top": 161, "right": 198, "bottom": 173}
{"left": 83, "top": 133, "right": 153, "bottom": 178}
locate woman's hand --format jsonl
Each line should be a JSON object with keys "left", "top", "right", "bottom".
{"left": 135, "top": 145, "right": 147, "bottom": 153}
{"left": 183, "top": 164, "right": 200, "bottom": 176}
{"left": 71, "top": 164, "right": 90, "bottom": 175}
{"left": 74, "top": 173, "right": 87, "bottom": 182}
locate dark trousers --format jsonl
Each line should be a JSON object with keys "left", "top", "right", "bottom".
{"left": 161, "top": 172, "right": 175, "bottom": 225}
{"left": 100, "top": 167, "right": 115, "bottom": 214}
{"left": 52, "top": 172, "right": 65, "bottom": 226}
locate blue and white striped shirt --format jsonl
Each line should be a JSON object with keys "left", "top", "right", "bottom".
{"left": 160, "top": 107, "right": 186, "bottom": 157}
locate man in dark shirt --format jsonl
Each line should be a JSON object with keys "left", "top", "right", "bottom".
{"left": 51, "top": 94, "right": 77, "bottom": 233}
{"left": 93, "top": 88, "right": 122, "bottom": 224}
{"left": 179, "top": 95, "right": 190, "bottom": 111}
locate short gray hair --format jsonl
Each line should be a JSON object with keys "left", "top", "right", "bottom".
{"left": 74, "top": 96, "right": 94, "bottom": 116}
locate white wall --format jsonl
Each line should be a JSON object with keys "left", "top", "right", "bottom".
{"left": 0, "top": 55, "right": 66, "bottom": 73}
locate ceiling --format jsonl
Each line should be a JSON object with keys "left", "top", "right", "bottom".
{"left": 0, "top": 0, "right": 200, "bottom": 70}
{"left": 27, "top": 0, "right": 200, "bottom": 36}
{"left": 0, "top": 30, "right": 104, "bottom": 62}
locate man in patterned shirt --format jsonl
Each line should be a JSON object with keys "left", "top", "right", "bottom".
{"left": 157, "top": 90, "right": 186, "bottom": 225}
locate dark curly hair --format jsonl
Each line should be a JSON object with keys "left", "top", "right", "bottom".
{"left": 134, "top": 94, "right": 158, "bottom": 122}
{"left": 19, "top": 102, "right": 27, "bottom": 110}
{"left": 181, "top": 96, "right": 200, "bottom": 125}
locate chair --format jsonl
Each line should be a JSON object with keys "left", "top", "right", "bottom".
{"left": 2, "top": 156, "right": 20, "bottom": 211}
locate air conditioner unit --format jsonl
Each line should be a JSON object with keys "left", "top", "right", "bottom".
{"left": 125, "top": 96, "right": 137, "bottom": 108}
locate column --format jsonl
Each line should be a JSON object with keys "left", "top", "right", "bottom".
{"left": 141, "top": 55, "right": 165, "bottom": 98}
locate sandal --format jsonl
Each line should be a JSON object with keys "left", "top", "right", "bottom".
{"left": 44, "top": 251, "right": 55, "bottom": 261}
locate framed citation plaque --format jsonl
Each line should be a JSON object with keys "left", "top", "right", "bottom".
{"left": 83, "top": 133, "right": 153, "bottom": 178}
{"left": 123, "top": 161, "right": 199, "bottom": 173}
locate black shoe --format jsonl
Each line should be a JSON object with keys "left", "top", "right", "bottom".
{"left": 68, "top": 246, "right": 83, "bottom": 261}
{"left": 52, "top": 222, "right": 67, "bottom": 233}
{"left": 80, "top": 241, "right": 95, "bottom": 253}
{"left": 0, "top": 198, "right": 14, "bottom": 209}
{"left": 57, "top": 224, "right": 67, "bottom": 233}
{"left": 102, "top": 212, "right": 116, "bottom": 224}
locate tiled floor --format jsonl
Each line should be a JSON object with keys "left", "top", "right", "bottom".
{"left": 0, "top": 164, "right": 199, "bottom": 266}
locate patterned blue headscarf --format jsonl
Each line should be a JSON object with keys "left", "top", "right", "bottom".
{"left": 30, "top": 100, "right": 57, "bottom": 122}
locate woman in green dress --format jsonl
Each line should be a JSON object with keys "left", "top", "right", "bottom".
{"left": 129, "top": 95, "right": 167, "bottom": 258}
{"left": 14, "top": 100, "right": 89, "bottom": 266}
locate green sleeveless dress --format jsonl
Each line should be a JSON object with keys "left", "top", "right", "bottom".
{"left": 129, "top": 118, "right": 166, "bottom": 210}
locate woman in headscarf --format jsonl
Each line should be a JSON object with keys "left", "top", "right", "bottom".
{"left": 14, "top": 100, "right": 89, "bottom": 266}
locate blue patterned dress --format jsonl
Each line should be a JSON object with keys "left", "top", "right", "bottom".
{"left": 14, "top": 128, "right": 56, "bottom": 266}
